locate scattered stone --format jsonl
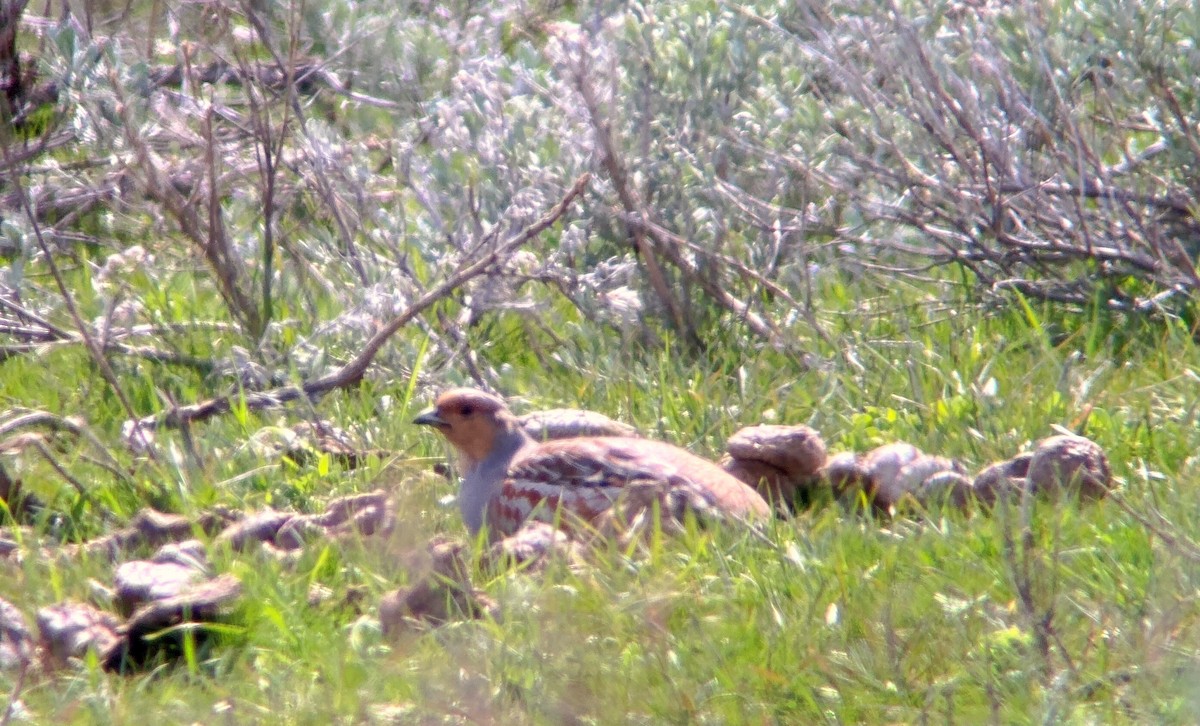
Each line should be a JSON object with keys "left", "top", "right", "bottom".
{"left": 152, "top": 539, "right": 209, "bottom": 569}
{"left": 274, "top": 490, "right": 395, "bottom": 550}
{"left": 917, "top": 470, "right": 976, "bottom": 510}
{"left": 485, "top": 521, "right": 587, "bottom": 573}
{"left": 719, "top": 456, "right": 795, "bottom": 506}
{"left": 819, "top": 444, "right": 971, "bottom": 513}
{"left": 972, "top": 453, "right": 1033, "bottom": 506}
{"left": 74, "top": 507, "right": 239, "bottom": 562}
{"left": 973, "top": 435, "right": 1112, "bottom": 504}
{"left": 859, "top": 443, "right": 923, "bottom": 506}
{"left": 517, "top": 409, "right": 640, "bottom": 441}
{"left": 108, "top": 574, "right": 243, "bottom": 671}
{"left": 378, "top": 539, "right": 495, "bottom": 634}
{"left": 1027, "top": 435, "right": 1112, "bottom": 500}
{"left": 113, "top": 540, "right": 211, "bottom": 616}
{"left": 876, "top": 454, "right": 967, "bottom": 512}
{"left": 215, "top": 511, "right": 295, "bottom": 551}
{"left": 820, "top": 451, "right": 871, "bottom": 499}
{"left": 725, "top": 424, "right": 827, "bottom": 481}
{"left": 0, "top": 532, "right": 24, "bottom": 560}
{"left": 0, "top": 597, "right": 32, "bottom": 670}
{"left": 36, "top": 602, "right": 121, "bottom": 665}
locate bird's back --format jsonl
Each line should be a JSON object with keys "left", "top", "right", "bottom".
{"left": 487, "top": 436, "right": 770, "bottom": 536}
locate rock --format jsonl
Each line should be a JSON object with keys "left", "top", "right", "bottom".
{"left": 113, "top": 541, "right": 211, "bottom": 616}
{"left": 72, "top": 507, "right": 239, "bottom": 562}
{"left": 36, "top": 602, "right": 121, "bottom": 665}
{"left": 311, "top": 490, "right": 394, "bottom": 534}
{"left": 725, "top": 424, "right": 827, "bottom": 480}
{"left": 820, "top": 451, "right": 870, "bottom": 499}
{"left": 518, "top": 409, "right": 640, "bottom": 441}
{"left": 859, "top": 443, "right": 923, "bottom": 503}
{"left": 720, "top": 456, "right": 796, "bottom": 505}
{"left": 273, "top": 490, "right": 395, "bottom": 550}
{"left": 821, "top": 444, "right": 969, "bottom": 513}
{"left": 485, "top": 522, "right": 586, "bottom": 573}
{"left": 215, "top": 511, "right": 295, "bottom": 551}
{"left": 875, "top": 454, "right": 965, "bottom": 511}
{"left": 152, "top": 539, "right": 209, "bottom": 569}
{"left": 379, "top": 539, "right": 494, "bottom": 634}
{"left": 271, "top": 516, "right": 325, "bottom": 551}
{"left": 972, "top": 436, "right": 1111, "bottom": 505}
{"left": 0, "top": 597, "right": 32, "bottom": 670}
{"left": 1027, "top": 435, "right": 1112, "bottom": 500}
{"left": 108, "top": 574, "right": 243, "bottom": 671}
{"left": 0, "top": 534, "right": 22, "bottom": 560}
{"left": 917, "top": 470, "right": 976, "bottom": 510}
{"left": 972, "top": 453, "right": 1033, "bottom": 506}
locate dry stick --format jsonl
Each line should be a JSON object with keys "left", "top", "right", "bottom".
{"left": 567, "top": 44, "right": 694, "bottom": 347}
{"left": 0, "top": 408, "right": 130, "bottom": 484}
{"left": 129, "top": 174, "right": 591, "bottom": 432}
{"left": 0, "top": 658, "right": 29, "bottom": 726}
{"left": 111, "top": 65, "right": 262, "bottom": 337}
{"left": 3, "top": 159, "right": 159, "bottom": 466}
{"left": 242, "top": 0, "right": 370, "bottom": 287}
{"left": 634, "top": 217, "right": 828, "bottom": 352}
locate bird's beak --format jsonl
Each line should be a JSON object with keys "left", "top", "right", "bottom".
{"left": 413, "top": 408, "right": 447, "bottom": 427}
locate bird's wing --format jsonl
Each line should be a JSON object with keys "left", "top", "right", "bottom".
{"left": 488, "top": 437, "right": 765, "bottom": 536}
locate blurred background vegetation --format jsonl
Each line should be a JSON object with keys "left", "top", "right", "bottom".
{"left": 2, "top": 0, "right": 1200, "bottom": 721}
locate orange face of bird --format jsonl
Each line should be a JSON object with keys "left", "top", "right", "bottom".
{"left": 413, "top": 388, "right": 511, "bottom": 467}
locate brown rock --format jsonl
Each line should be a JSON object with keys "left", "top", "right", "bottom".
{"left": 972, "top": 453, "right": 1033, "bottom": 506}
{"left": 1027, "top": 435, "right": 1112, "bottom": 500}
{"left": 379, "top": 580, "right": 495, "bottom": 634}
{"left": 380, "top": 540, "right": 492, "bottom": 634}
{"left": 271, "top": 516, "right": 325, "bottom": 551}
{"left": 114, "top": 561, "right": 206, "bottom": 617}
{"left": 215, "top": 511, "right": 295, "bottom": 551}
{"left": 720, "top": 456, "right": 796, "bottom": 506}
{"left": 36, "top": 602, "right": 122, "bottom": 665}
{"left": 108, "top": 574, "right": 243, "bottom": 671}
{"left": 876, "top": 454, "right": 965, "bottom": 511}
{"left": 517, "top": 409, "right": 640, "bottom": 441}
{"left": 820, "top": 451, "right": 870, "bottom": 499}
{"left": 485, "top": 521, "right": 586, "bottom": 573}
{"left": 274, "top": 490, "right": 396, "bottom": 549}
{"left": 71, "top": 508, "right": 239, "bottom": 562}
{"left": 725, "top": 424, "right": 827, "bottom": 480}
{"left": 822, "top": 444, "right": 968, "bottom": 514}
{"left": 916, "top": 470, "right": 975, "bottom": 511}
{"left": 0, "top": 597, "right": 32, "bottom": 670}
{"left": 113, "top": 541, "right": 210, "bottom": 616}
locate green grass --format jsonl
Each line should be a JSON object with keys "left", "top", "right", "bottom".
{"left": 5, "top": 0, "right": 1199, "bottom": 719}
{"left": 4, "top": 273, "right": 1200, "bottom": 724}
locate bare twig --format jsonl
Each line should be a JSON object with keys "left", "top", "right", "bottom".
{"left": 125, "top": 174, "right": 590, "bottom": 433}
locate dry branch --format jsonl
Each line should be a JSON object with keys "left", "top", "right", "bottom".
{"left": 124, "top": 174, "right": 590, "bottom": 434}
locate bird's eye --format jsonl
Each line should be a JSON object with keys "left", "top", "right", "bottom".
{"left": 460, "top": 405, "right": 474, "bottom": 416}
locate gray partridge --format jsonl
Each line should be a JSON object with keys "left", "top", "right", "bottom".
{"left": 413, "top": 388, "right": 771, "bottom": 539}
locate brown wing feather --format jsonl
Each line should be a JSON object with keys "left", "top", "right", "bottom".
{"left": 488, "top": 437, "right": 770, "bottom": 536}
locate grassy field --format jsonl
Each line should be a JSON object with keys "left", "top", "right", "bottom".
{"left": 4, "top": 275, "right": 1200, "bottom": 724}
{"left": 4, "top": 0, "right": 1200, "bottom": 721}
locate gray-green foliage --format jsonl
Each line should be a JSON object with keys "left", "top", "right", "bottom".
{"left": 3, "top": 0, "right": 1200, "bottom": 722}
